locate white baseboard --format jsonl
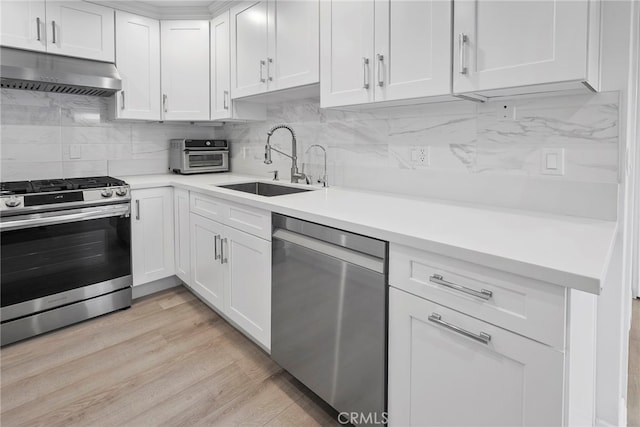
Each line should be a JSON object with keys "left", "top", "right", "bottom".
{"left": 132, "top": 276, "right": 181, "bottom": 299}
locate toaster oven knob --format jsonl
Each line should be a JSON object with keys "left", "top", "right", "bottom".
{"left": 101, "top": 188, "right": 113, "bottom": 198}
{"left": 4, "top": 196, "right": 21, "bottom": 207}
{"left": 115, "top": 187, "right": 128, "bottom": 197}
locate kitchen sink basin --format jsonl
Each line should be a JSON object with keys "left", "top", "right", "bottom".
{"left": 217, "top": 182, "right": 313, "bottom": 197}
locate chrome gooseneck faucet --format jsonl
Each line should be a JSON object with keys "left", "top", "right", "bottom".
{"left": 264, "top": 124, "right": 306, "bottom": 183}
{"left": 306, "top": 144, "right": 328, "bottom": 187}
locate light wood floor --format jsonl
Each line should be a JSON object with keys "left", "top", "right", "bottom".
{"left": 629, "top": 298, "right": 640, "bottom": 427}
{"left": 0, "top": 287, "right": 340, "bottom": 427}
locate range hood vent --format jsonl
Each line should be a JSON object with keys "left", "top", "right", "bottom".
{"left": 0, "top": 47, "right": 121, "bottom": 97}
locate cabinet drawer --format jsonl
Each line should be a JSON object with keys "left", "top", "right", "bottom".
{"left": 190, "top": 192, "right": 271, "bottom": 240}
{"left": 224, "top": 199, "right": 271, "bottom": 241}
{"left": 190, "top": 192, "right": 225, "bottom": 222}
{"left": 389, "top": 244, "right": 566, "bottom": 348}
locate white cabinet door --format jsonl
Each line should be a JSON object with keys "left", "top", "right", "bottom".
{"left": 453, "top": 0, "right": 589, "bottom": 94}
{"left": 0, "top": 0, "right": 47, "bottom": 52}
{"left": 190, "top": 213, "right": 225, "bottom": 311}
{"left": 374, "top": 0, "right": 451, "bottom": 101}
{"left": 230, "top": 1, "right": 268, "bottom": 99}
{"left": 45, "top": 1, "right": 114, "bottom": 62}
{"left": 174, "top": 188, "right": 190, "bottom": 285}
{"left": 267, "top": 0, "right": 319, "bottom": 91}
{"left": 131, "top": 188, "right": 175, "bottom": 286}
{"left": 320, "top": 0, "right": 374, "bottom": 108}
{"left": 388, "top": 287, "right": 564, "bottom": 427}
{"left": 160, "top": 20, "right": 210, "bottom": 121}
{"left": 223, "top": 225, "right": 271, "bottom": 349}
{"left": 211, "top": 11, "right": 232, "bottom": 120}
{"left": 114, "top": 11, "right": 160, "bottom": 120}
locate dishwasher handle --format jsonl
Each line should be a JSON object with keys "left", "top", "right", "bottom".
{"left": 273, "top": 228, "right": 385, "bottom": 274}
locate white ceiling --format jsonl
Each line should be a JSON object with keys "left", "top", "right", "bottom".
{"left": 137, "top": 1, "right": 215, "bottom": 7}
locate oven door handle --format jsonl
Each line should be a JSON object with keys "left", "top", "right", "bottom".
{"left": 0, "top": 204, "right": 131, "bottom": 232}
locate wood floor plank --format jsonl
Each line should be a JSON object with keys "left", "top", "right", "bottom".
{"left": 0, "top": 287, "right": 338, "bottom": 427}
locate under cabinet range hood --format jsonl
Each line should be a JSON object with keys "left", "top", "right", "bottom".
{"left": 0, "top": 47, "right": 121, "bottom": 96}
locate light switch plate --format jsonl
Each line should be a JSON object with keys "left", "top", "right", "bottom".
{"left": 69, "top": 145, "right": 82, "bottom": 160}
{"left": 541, "top": 148, "right": 565, "bottom": 175}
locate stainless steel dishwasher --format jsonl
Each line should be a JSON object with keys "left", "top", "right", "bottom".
{"left": 271, "top": 214, "right": 387, "bottom": 425}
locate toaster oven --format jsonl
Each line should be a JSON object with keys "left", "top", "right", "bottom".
{"left": 169, "top": 139, "right": 229, "bottom": 174}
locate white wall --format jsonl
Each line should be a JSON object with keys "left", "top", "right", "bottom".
{"left": 224, "top": 91, "right": 620, "bottom": 220}
{"left": 0, "top": 89, "right": 218, "bottom": 179}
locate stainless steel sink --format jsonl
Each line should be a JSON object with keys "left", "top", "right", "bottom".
{"left": 217, "top": 182, "right": 313, "bottom": 197}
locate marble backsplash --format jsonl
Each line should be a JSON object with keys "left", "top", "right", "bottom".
{"left": 0, "top": 89, "right": 218, "bottom": 180}
{"left": 0, "top": 88, "right": 620, "bottom": 219}
{"left": 223, "top": 91, "right": 620, "bottom": 219}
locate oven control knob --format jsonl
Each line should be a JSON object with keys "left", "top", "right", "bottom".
{"left": 4, "top": 196, "right": 21, "bottom": 207}
{"left": 205, "top": 140, "right": 211, "bottom": 146}
{"left": 115, "top": 187, "right": 128, "bottom": 197}
{"left": 101, "top": 188, "right": 113, "bottom": 198}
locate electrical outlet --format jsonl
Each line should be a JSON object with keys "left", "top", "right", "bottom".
{"left": 496, "top": 103, "right": 515, "bottom": 121}
{"left": 410, "top": 147, "right": 429, "bottom": 167}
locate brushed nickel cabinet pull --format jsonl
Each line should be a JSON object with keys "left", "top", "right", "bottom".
{"left": 429, "top": 274, "right": 493, "bottom": 300}
{"left": 121, "top": 91, "right": 125, "bottom": 110}
{"left": 135, "top": 200, "right": 140, "bottom": 220}
{"left": 428, "top": 313, "right": 491, "bottom": 344}
{"left": 162, "top": 94, "right": 168, "bottom": 113}
{"left": 458, "top": 33, "right": 468, "bottom": 75}
{"left": 376, "top": 54, "right": 384, "bottom": 87}
{"left": 267, "top": 57, "right": 273, "bottom": 82}
{"left": 36, "top": 17, "right": 41, "bottom": 41}
{"left": 223, "top": 90, "right": 229, "bottom": 110}
{"left": 221, "top": 237, "right": 228, "bottom": 264}
{"left": 362, "top": 57, "right": 370, "bottom": 89}
{"left": 259, "top": 60, "right": 266, "bottom": 83}
{"left": 51, "top": 20, "right": 57, "bottom": 44}
{"left": 214, "top": 234, "right": 221, "bottom": 260}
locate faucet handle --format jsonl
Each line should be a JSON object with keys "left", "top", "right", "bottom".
{"left": 268, "top": 170, "right": 279, "bottom": 181}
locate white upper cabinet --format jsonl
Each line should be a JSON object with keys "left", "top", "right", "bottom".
{"left": 453, "top": 0, "right": 598, "bottom": 96}
{"left": 114, "top": 11, "right": 161, "bottom": 120}
{"left": 0, "top": 1, "right": 47, "bottom": 52}
{"left": 160, "top": 20, "right": 210, "bottom": 121}
{"left": 231, "top": 2, "right": 269, "bottom": 98}
{"left": 320, "top": 0, "right": 451, "bottom": 108}
{"left": 0, "top": 0, "right": 114, "bottom": 62}
{"left": 45, "top": 1, "right": 115, "bottom": 62}
{"left": 211, "top": 11, "right": 232, "bottom": 120}
{"left": 211, "top": 11, "right": 266, "bottom": 121}
{"left": 267, "top": 0, "right": 319, "bottom": 91}
{"left": 230, "top": 0, "right": 319, "bottom": 99}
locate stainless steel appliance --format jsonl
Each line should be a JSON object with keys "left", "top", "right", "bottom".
{"left": 0, "top": 176, "right": 132, "bottom": 346}
{"left": 169, "top": 139, "right": 229, "bottom": 174}
{"left": 271, "top": 214, "right": 388, "bottom": 426}
{"left": 0, "top": 47, "right": 122, "bottom": 96}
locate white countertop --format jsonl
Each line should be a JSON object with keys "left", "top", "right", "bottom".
{"left": 121, "top": 172, "right": 618, "bottom": 295}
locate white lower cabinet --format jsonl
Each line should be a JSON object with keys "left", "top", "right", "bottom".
{"left": 388, "top": 286, "right": 564, "bottom": 427}
{"left": 173, "top": 188, "right": 191, "bottom": 285}
{"left": 189, "top": 210, "right": 271, "bottom": 349}
{"left": 190, "top": 213, "right": 226, "bottom": 311}
{"left": 131, "top": 188, "right": 175, "bottom": 286}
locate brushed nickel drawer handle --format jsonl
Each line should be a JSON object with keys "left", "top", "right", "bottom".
{"left": 214, "top": 234, "right": 221, "bottom": 260}
{"left": 429, "top": 274, "right": 493, "bottom": 300}
{"left": 221, "top": 237, "right": 228, "bottom": 264}
{"left": 428, "top": 313, "right": 491, "bottom": 344}
{"left": 458, "top": 33, "right": 468, "bottom": 75}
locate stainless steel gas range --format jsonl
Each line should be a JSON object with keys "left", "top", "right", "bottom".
{"left": 0, "top": 176, "right": 132, "bottom": 346}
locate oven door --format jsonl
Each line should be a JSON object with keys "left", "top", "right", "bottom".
{"left": 0, "top": 203, "right": 132, "bottom": 321}
{"left": 184, "top": 150, "right": 229, "bottom": 172}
